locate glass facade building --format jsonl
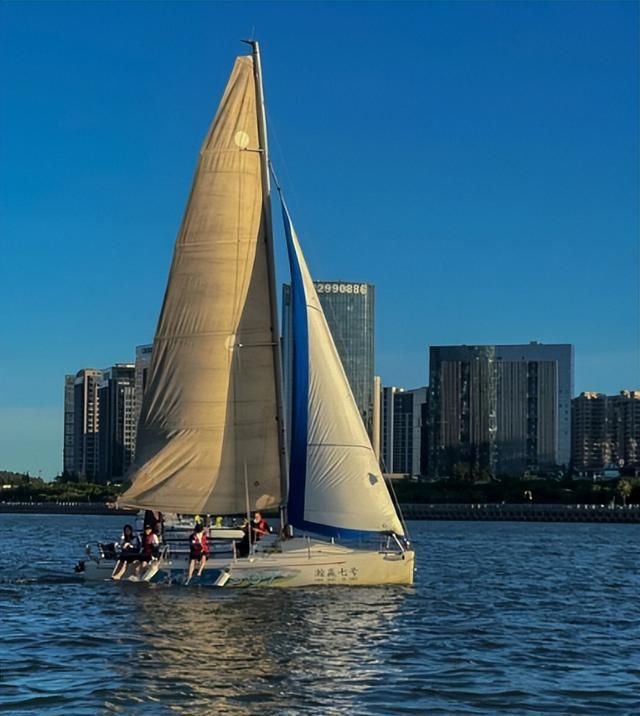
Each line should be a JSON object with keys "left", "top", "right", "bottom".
{"left": 65, "top": 363, "right": 138, "bottom": 481}
{"left": 427, "top": 343, "right": 573, "bottom": 478}
{"left": 381, "top": 386, "right": 427, "bottom": 476}
{"left": 63, "top": 375, "right": 75, "bottom": 475}
{"left": 98, "top": 364, "right": 136, "bottom": 481}
{"left": 134, "top": 344, "right": 153, "bottom": 458}
{"left": 282, "top": 280, "right": 375, "bottom": 439}
{"left": 71, "top": 368, "right": 102, "bottom": 479}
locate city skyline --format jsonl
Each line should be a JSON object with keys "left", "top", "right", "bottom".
{"left": 58, "top": 340, "right": 640, "bottom": 484}
{"left": 30, "top": 338, "right": 639, "bottom": 481}
{"left": 1, "top": 1, "right": 638, "bottom": 478}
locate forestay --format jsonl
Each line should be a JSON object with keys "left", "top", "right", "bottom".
{"left": 281, "top": 200, "right": 405, "bottom": 537}
{"left": 121, "top": 56, "right": 282, "bottom": 514}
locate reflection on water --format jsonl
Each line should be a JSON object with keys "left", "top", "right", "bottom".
{"left": 123, "top": 584, "right": 407, "bottom": 715}
{"left": 1, "top": 514, "right": 639, "bottom": 715}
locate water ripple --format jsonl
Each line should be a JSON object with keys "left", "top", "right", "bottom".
{"left": 1, "top": 516, "right": 639, "bottom": 714}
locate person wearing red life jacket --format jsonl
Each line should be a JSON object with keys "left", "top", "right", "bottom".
{"left": 136, "top": 524, "right": 160, "bottom": 577}
{"left": 251, "top": 512, "right": 269, "bottom": 541}
{"left": 186, "top": 523, "right": 209, "bottom": 584}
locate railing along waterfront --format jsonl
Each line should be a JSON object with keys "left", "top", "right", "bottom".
{"left": 0, "top": 501, "right": 136, "bottom": 515}
{"left": 400, "top": 502, "right": 640, "bottom": 523}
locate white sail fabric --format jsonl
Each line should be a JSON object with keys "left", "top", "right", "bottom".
{"left": 283, "top": 206, "right": 405, "bottom": 536}
{"left": 121, "top": 56, "right": 282, "bottom": 514}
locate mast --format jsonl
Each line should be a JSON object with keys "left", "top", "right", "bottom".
{"left": 243, "top": 39, "right": 290, "bottom": 516}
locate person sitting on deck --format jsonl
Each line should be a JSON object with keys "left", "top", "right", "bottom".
{"left": 185, "top": 523, "right": 209, "bottom": 584}
{"left": 251, "top": 512, "right": 269, "bottom": 541}
{"left": 112, "top": 524, "right": 141, "bottom": 580}
{"left": 136, "top": 524, "right": 160, "bottom": 577}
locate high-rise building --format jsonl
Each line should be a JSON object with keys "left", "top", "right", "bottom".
{"left": 282, "top": 280, "right": 375, "bottom": 438}
{"left": 571, "top": 392, "right": 610, "bottom": 470}
{"left": 426, "top": 345, "right": 497, "bottom": 479}
{"left": 495, "top": 343, "right": 573, "bottom": 467}
{"left": 63, "top": 375, "right": 75, "bottom": 475}
{"left": 610, "top": 391, "right": 640, "bottom": 468}
{"left": 98, "top": 364, "right": 136, "bottom": 481}
{"left": 72, "top": 368, "right": 102, "bottom": 479}
{"left": 572, "top": 390, "right": 640, "bottom": 472}
{"left": 381, "top": 386, "right": 427, "bottom": 476}
{"left": 427, "top": 343, "right": 573, "bottom": 478}
{"left": 64, "top": 361, "right": 141, "bottom": 481}
{"left": 134, "top": 344, "right": 153, "bottom": 455}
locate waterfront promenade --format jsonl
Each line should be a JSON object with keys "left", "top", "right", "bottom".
{"left": 0, "top": 502, "right": 135, "bottom": 515}
{"left": 401, "top": 502, "right": 640, "bottom": 523}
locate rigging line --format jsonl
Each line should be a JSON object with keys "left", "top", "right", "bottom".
{"left": 268, "top": 160, "right": 283, "bottom": 195}
{"left": 264, "top": 105, "right": 302, "bottom": 215}
{"left": 266, "top": 106, "right": 326, "bottom": 278}
{"left": 372, "top": 427, "right": 408, "bottom": 537}
{"left": 384, "top": 473, "right": 410, "bottom": 539}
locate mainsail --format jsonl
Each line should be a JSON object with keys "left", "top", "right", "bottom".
{"left": 281, "top": 200, "right": 405, "bottom": 537}
{"left": 121, "top": 56, "right": 282, "bottom": 514}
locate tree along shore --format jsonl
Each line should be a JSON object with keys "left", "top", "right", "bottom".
{"left": 2, "top": 470, "right": 639, "bottom": 509}
{"left": 392, "top": 475, "right": 639, "bottom": 507}
{"left": 1, "top": 471, "right": 120, "bottom": 505}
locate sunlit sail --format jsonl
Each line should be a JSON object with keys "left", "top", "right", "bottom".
{"left": 81, "top": 42, "right": 414, "bottom": 588}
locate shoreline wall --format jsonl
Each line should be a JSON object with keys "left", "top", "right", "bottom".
{"left": 401, "top": 502, "right": 640, "bottom": 523}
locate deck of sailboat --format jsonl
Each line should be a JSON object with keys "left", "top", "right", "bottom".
{"left": 82, "top": 536, "right": 415, "bottom": 587}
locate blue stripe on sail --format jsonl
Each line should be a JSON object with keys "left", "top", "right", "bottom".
{"left": 294, "top": 518, "right": 382, "bottom": 540}
{"left": 281, "top": 198, "right": 384, "bottom": 541}
{"left": 281, "top": 200, "right": 308, "bottom": 531}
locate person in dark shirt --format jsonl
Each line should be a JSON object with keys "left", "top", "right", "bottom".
{"left": 236, "top": 518, "right": 251, "bottom": 558}
{"left": 144, "top": 510, "right": 163, "bottom": 537}
{"left": 111, "top": 524, "right": 140, "bottom": 580}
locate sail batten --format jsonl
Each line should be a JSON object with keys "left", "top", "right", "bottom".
{"left": 120, "top": 55, "right": 281, "bottom": 514}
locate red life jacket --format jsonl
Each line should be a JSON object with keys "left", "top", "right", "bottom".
{"left": 190, "top": 531, "right": 209, "bottom": 557}
{"left": 142, "top": 532, "right": 157, "bottom": 559}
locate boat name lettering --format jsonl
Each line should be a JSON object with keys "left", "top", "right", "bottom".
{"left": 314, "top": 567, "right": 358, "bottom": 579}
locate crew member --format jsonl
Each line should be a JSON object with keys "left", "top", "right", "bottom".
{"left": 251, "top": 512, "right": 269, "bottom": 541}
{"left": 186, "top": 523, "right": 209, "bottom": 584}
{"left": 111, "top": 524, "right": 141, "bottom": 580}
{"left": 137, "top": 524, "right": 160, "bottom": 577}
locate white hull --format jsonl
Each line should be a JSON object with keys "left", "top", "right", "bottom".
{"left": 81, "top": 538, "right": 414, "bottom": 588}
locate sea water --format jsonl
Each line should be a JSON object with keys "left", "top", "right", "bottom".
{"left": 0, "top": 514, "right": 638, "bottom": 715}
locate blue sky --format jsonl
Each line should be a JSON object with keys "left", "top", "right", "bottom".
{"left": 0, "top": 1, "right": 637, "bottom": 478}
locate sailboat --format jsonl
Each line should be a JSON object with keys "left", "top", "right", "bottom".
{"left": 80, "top": 42, "right": 414, "bottom": 587}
